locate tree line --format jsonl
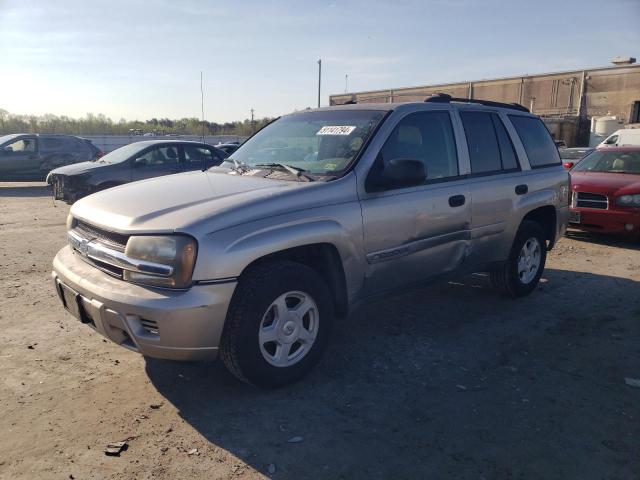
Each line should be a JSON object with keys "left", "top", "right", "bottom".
{"left": 0, "top": 109, "right": 273, "bottom": 137}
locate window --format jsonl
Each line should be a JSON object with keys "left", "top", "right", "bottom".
{"left": 135, "top": 146, "right": 179, "bottom": 166}
{"left": 40, "top": 137, "right": 63, "bottom": 152}
{"left": 5, "top": 137, "right": 36, "bottom": 153}
{"left": 491, "top": 115, "right": 519, "bottom": 170}
{"left": 460, "top": 111, "right": 520, "bottom": 174}
{"left": 461, "top": 112, "right": 501, "bottom": 173}
{"left": 631, "top": 101, "right": 640, "bottom": 124}
{"left": 509, "top": 115, "right": 560, "bottom": 168}
{"left": 232, "top": 110, "right": 386, "bottom": 175}
{"left": 183, "top": 145, "right": 216, "bottom": 165}
{"left": 604, "top": 134, "right": 618, "bottom": 145}
{"left": 372, "top": 111, "right": 458, "bottom": 188}
{"left": 572, "top": 150, "right": 640, "bottom": 174}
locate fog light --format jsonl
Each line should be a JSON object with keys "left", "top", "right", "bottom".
{"left": 625, "top": 223, "right": 634, "bottom": 231}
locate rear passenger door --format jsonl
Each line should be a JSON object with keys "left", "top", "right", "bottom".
{"left": 131, "top": 145, "right": 182, "bottom": 181}
{"left": 360, "top": 110, "right": 471, "bottom": 295}
{"left": 457, "top": 110, "right": 526, "bottom": 265}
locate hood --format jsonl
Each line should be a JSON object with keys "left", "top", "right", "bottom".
{"left": 70, "top": 169, "right": 316, "bottom": 234}
{"left": 49, "top": 160, "right": 110, "bottom": 177}
{"left": 570, "top": 171, "right": 640, "bottom": 196}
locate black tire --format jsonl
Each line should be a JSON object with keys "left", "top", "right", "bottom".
{"left": 220, "top": 260, "right": 334, "bottom": 388}
{"left": 490, "top": 220, "right": 547, "bottom": 297}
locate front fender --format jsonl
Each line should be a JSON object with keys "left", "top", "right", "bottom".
{"left": 192, "top": 211, "right": 365, "bottom": 302}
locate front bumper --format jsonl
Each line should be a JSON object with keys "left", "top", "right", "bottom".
{"left": 569, "top": 207, "right": 640, "bottom": 235}
{"left": 52, "top": 245, "right": 237, "bottom": 360}
{"left": 49, "top": 174, "right": 89, "bottom": 204}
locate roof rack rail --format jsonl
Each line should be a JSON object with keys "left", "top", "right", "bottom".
{"left": 425, "top": 93, "right": 530, "bottom": 112}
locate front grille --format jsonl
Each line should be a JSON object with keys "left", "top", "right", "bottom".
{"left": 74, "top": 220, "right": 129, "bottom": 251}
{"left": 575, "top": 192, "right": 608, "bottom": 210}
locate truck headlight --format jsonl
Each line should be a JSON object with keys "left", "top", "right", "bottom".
{"left": 616, "top": 194, "right": 640, "bottom": 206}
{"left": 122, "top": 235, "right": 197, "bottom": 289}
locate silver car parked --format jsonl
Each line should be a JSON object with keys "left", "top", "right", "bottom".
{"left": 52, "top": 95, "right": 570, "bottom": 387}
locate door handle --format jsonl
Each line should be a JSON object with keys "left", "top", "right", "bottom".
{"left": 448, "top": 194, "right": 466, "bottom": 207}
{"left": 515, "top": 184, "right": 528, "bottom": 195}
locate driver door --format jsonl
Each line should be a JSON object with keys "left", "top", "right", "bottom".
{"left": 0, "top": 136, "right": 40, "bottom": 178}
{"left": 359, "top": 111, "right": 471, "bottom": 295}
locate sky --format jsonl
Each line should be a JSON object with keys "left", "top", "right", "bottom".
{"left": 0, "top": 0, "right": 638, "bottom": 123}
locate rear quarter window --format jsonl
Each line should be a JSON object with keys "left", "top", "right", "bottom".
{"left": 509, "top": 115, "right": 560, "bottom": 168}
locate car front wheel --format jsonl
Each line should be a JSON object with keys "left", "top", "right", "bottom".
{"left": 220, "top": 260, "right": 333, "bottom": 388}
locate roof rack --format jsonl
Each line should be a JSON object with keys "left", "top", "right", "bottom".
{"left": 425, "top": 93, "right": 529, "bottom": 112}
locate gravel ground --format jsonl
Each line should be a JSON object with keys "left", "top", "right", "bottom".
{"left": 1, "top": 182, "right": 639, "bottom": 480}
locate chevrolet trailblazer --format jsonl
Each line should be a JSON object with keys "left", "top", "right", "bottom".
{"left": 52, "top": 95, "right": 569, "bottom": 387}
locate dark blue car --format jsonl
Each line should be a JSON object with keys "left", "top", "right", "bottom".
{"left": 47, "top": 140, "right": 227, "bottom": 204}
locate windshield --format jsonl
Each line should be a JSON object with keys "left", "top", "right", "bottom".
{"left": 0, "top": 134, "right": 19, "bottom": 146}
{"left": 572, "top": 150, "right": 640, "bottom": 174}
{"left": 98, "top": 142, "right": 149, "bottom": 164}
{"left": 227, "top": 110, "right": 386, "bottom": 175}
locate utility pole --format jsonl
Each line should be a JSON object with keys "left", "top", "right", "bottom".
{"left": 317, "top": 59, "right": 322, "bottom": 108}
{"left": 250, "top": 108, "right": 255, "bottom": 134}
{"left": 345, "top": 74, "right": 348, "bottom": 93}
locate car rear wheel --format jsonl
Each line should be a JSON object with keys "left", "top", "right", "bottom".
{"left": 220, "top": 260, "right": 333, "bottom": 388}
{"left": 490, "top": 220, "right": 547, "bottom": 297}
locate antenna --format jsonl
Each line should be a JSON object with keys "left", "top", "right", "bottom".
{"left": 200, "top": 71, "right": 205, "bottom": 143}
{"left": 200, "top": 71, "right": 206, "bottom": 171}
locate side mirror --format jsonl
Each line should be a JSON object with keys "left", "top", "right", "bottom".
{"left": 133, "top": 157, "right": 147, "bottom": 167}
{"left": 2, "top": 146, "right": 13, "bottom": 154}
{"left": 370, "top": 158, "right": 426, "bottom": 190}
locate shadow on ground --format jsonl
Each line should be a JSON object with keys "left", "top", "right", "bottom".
{"left": 0, "top": 182, "right": 51, "bottom": 198}
{"left": 565, "top": 229, "right": 640, "bottom": 251}
{"left": 145, "top": 268, "right": 640, "bottom": 479}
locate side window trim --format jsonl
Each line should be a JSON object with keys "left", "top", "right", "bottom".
{"left": 365, "top": 110, "right": 464, "bottom": 193}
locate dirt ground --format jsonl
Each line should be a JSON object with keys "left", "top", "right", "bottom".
{"left": 1, "top": 182, "right": 639, "bottom": 480}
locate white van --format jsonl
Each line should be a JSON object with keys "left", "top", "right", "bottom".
{"left": 599, "top": 128, "right": 640, "bottom": 147}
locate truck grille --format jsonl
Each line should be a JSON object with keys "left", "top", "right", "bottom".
{"left": 574, "top": 192, "right": 608, "bottom": 210}
{"left": 74, "top": 220, "right": 129, "bottom": 251}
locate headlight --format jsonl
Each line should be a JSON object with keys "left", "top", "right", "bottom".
{"left": 616, "top": 194, "right": 640, "bottom": 206}
{"left": 122, "top": 235, "right": 197, "bottom": 289}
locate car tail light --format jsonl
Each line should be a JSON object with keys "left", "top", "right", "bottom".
{"left": 563, "top": 161, "right": 574, "bottom": 169}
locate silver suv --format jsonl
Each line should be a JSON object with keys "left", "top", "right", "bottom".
{"left": 52, "top": 96, "right": 570, "bottom": 387}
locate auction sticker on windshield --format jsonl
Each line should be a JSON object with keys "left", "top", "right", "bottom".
{"left": 317, "top": 126, "right": 356, "bottom": 135}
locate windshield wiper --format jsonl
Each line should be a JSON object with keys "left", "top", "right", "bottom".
{"left": 253, "top": 163, "right": 315, "bottom": 182}
{"left": 225, "top": 157, "right": 250, "bottom": 174}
